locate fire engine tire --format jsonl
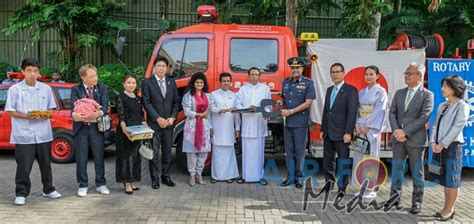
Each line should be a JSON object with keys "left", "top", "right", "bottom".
{"left": 51, "top": 133, "right": 75, "bottom": 163}
{"left": 175, "top": 134, "right": 211, "bottom": 176}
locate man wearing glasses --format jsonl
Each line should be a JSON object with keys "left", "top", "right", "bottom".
{"left": 320, "top": 63, "right": 359, "bottom": 196}
{"left": 384, "top": 62, "right": 434, "bottom": 215}
{"left": 279, "top": 57, "right": 316, "bottom": 188}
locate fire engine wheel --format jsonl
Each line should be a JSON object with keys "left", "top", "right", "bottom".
{"left": 175, "top": 134, "right": 211, "bottom": 176}
{"left": 51, "top": 133, "right": 75, "bottom": 163}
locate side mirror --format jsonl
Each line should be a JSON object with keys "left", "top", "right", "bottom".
{"left": 115, "top": 36, "right": 126, "bottom": 58}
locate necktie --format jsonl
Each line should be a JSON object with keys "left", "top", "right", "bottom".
{"left": 405, "top": 88, "right": 414, "bottom": 111}
{"left": 87, "top": 86, "right": 93, "bottom": 99}
{"left": 159, "top": 80, "right": 166, "bottom": 97}
{"left": 329, "top": 86, "right": 338, "bottom": 109}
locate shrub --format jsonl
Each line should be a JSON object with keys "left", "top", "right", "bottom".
{"left": 98, "top": 64, "right": 146, "bottom": 92}
{"left": 0, "top": 60, "right": 15, "bottom": 79}
{"left": 39, "top": 67, "right": 56, "bottom": 76}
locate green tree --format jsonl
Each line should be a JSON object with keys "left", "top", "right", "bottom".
{"left": 262, "top": 0, "right": 339, "bottom": 32}
{"left": 338, "top": 0, "right": 393, "bottom": 39}
{"left": 380, "top": 0, "right": 473, "bottom": 55}
{"left": 2, "top": 0, "right": 129, "bottom": 81}
{"left": 193, "top": 0, "right": 338, "bottom": 32}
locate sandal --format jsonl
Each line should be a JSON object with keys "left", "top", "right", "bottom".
{"left": 226, "top": 179, "right": 233, "bottom": 183}
{"left": 210, "top": 179, "right": 218, "bottom": 184}
{"left": 237, "top": 178, "right": 245, "bottom": 184}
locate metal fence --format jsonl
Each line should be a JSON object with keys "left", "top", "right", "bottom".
{"left": 0, "top": 0, "right": 345, "bottom": 69}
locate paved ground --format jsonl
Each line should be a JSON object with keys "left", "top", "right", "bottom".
{"left": 0, "top": 148, "right": 473, "bottom": 224}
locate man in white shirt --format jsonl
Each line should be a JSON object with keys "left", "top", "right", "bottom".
{"left": 6, "top": 58, "right": 62, "bottom": 205}
{"left": 210, "top": 73, "right": 241, "bottom": 183}
{"left": 236, "top": 67, "right": 271, "bottom": 185}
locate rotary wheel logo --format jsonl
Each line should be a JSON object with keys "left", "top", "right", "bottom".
{"left": 354, "top": 157, "right": 388, "bottom": 190}
{"left": 465, "top": 81, "right": 474, "bottom": 127}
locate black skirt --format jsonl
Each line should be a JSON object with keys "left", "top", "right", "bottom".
{"left": 439, "top": 142, "right": 462, "bottom": 188}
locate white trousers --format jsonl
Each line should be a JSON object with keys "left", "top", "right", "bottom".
{"left": 187, "top": 152, "right": 208, "bottom": 175}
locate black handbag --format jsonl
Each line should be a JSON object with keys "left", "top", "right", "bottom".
{"left": 350, "top": 134, "right": 370, "bottom": 155}
{"left": 427, "top": 152, "right": 444, "bottom": 176}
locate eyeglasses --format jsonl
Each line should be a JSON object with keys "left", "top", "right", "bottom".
{"left": 403, "top": 72, "right": 419, "bottom": 76}
{"left": 330, "top": 71, "right": 343, "bottom": 74}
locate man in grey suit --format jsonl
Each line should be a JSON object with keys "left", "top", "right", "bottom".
{"left": 384, "top": 62, "right": 434, "bottom": 214}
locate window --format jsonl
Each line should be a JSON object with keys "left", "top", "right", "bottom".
{"left": 158, "top": 38, "right": 208, "bottom": 78}
{"left": 53, "top": 88, "right": 72, "bottom": 110}
{"left": 0, "top": 88, "right": 7, "bottom": 110}
{"left": 230, "top": 38, "right": 278, "bottom": 73}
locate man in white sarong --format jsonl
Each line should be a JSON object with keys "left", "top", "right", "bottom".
{"left": 236, "top": 67, "right": 271, "bottom": 185}
{"left": 210, "top": 73, "right": 241, "bottom": 183}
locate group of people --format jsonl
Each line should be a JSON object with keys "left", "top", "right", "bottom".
{"left": 6, "top": 57, "right": 470, "bottom": 222}
{"left": 319, "top": 61, "right": 468, "bottom": 221}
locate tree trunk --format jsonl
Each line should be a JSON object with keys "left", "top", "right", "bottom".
{"left": 394, "top": 0, "right": 402, "bottom": 14}
{"left": 286, "top": 0, "right": 298, "bottom": 33}
{"left": 370, "top": 12, "right": 382, "bottom": 48}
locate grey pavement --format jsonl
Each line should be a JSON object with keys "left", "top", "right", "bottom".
{"left": 0, "top": 148, "right": 473, "bottom": 224}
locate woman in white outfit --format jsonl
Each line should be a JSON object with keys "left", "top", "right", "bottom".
{"left": 182, "top": 72, "right": 213, "bottom": 186}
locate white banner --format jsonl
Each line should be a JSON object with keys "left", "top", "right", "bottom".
{"left": 308, "top": 43, "right": 426, "bottom": 127}
{"left": 316, "top": 38, "right": 377, "bottom": 51}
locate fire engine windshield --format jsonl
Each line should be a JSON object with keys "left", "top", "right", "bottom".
{"left": 230, "top": 38, "right": 278, "bottom": 73}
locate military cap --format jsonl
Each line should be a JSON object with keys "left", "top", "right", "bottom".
{"left": 287, "top": 57, "right": 307, "bottom": 67}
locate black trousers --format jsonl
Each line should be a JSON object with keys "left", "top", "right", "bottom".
{"left": 284, "top": 126, "right": 308, "bottom": 180}
{"left": 74, "top": 123, "right": 106, "bottom": 188}
{"left": 323, "top": 137, "right": 352, "bottom": 191}
{"left": 149, "top": 128, "right": 173, "bottom": 181}
{"left": 15, "top": 142, "right": 55, "bottom": 197}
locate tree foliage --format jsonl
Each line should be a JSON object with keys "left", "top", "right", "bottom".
{"left": 380, "top": 0, "right": 474, "bottom": 55}
{"left": 338, "top": 0, "right": 393, "bottom": 38}
{"left": 193, "top": 0, "right": 338, "bottom": 25}
{"left": 2, "top": 0, "right": 129, "bottom": 81}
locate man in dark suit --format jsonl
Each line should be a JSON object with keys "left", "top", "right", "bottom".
{"left": 142, "top": 56, "right": 181, "bottom": 189}
{"left": 384, "top": 62, "right": 434, "bottom": 214}
{"left": 71, "top": 64, "right": 110, "bottom": 197}
{"left": 320, "top": 63, "right": 359, "bottom": 195}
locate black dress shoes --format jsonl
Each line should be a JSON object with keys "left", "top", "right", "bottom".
{"left": 410, "top": 205, "right": 422, "bottom": 215}
{"left": 151, "top": 180, "right": 160, "bottom": 189}
{"left": 295, "top": 179, "right": 303, "bottom": 188}
{"left": 162, "top": 176, "right": 176, "bottom": 187}
{"left": 281, "top": 179, "right": 291, "bottom": 187}
{"left": 383, "top": 200, "right": 403, "bottom": 210}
